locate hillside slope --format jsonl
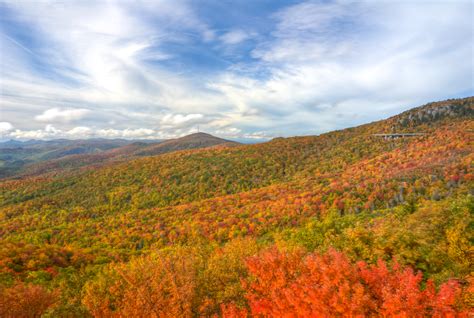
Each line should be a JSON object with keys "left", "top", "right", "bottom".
{"left": 133, "top": 132, "right": 238, "bottom": 156}
{"left": 2, "top": 98, "right": 471, "bottom": 210}
{"left": 0, "top": 139, "right": 148, "bottom": 178}
{"left": 8, "top": 132, "right": 238, "bottom": 178}
{"left": 0, "top": 97, "right": 472, "bottom": 316}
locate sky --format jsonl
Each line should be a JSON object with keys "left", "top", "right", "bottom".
{"left": 0, "top": 0, "right": 473, "bottom": 141}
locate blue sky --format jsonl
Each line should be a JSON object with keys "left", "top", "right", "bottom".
{"left": 0, "top": 0, "right": 472, "bottom": 141}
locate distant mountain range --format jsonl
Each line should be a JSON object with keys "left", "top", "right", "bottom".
{"left": 133, "top": 132, "right": 238, "bottom": 156}
{"left": 0, "top": 133, "right": 237, "bottom": 178}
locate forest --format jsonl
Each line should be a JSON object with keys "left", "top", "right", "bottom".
{"left": 0, "top": 97, "right": 472, "bottom": 317}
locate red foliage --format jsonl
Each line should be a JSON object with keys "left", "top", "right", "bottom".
{"left": 220, "top": 303, "right": 249, "bottom": 318}
{"left": 358, "top": 260, "right": 466, "bottom": 317}
{"left": 223, "top": 248, "right": 467, "bottom": 317}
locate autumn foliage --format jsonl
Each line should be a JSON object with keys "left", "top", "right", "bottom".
{"left": 0, "top": 98, "right": 472, "bottom": 316}
{"left": 0, "top": 283, "right": 58, "bottom": 318}
{"left": 79, "top": 247, "right": 469, "bottom": 317}
{"left": 82, "top": 249, "right": 199, "bottom": 318}
{"left": 222, "top": 248, "right": 467, "bottom": 317}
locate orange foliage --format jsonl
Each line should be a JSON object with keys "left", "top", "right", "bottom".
{"left": 0, "top": 283, "right": 58, "bottom": 318}
{"left": 82, "top": 249, "right": 199, "bottom": 318}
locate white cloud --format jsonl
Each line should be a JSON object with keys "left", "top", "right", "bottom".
{"left": 161, "top": 113, "right": 204, "bottom": 126}
{"left": 1, "top": 124, "right": 254, "bottom": 141}
{"left": 35, "top": 108, "right": 91, "bottom": 123}
{"left": 0, "top": 122, "right": 14, "bottom": 133}
{"left": 9, "top": 125, "right": 60, "bottom": 140}
{"left": 45, "top": 124, "right": 60, "bottom": 134}
{"left": 220, "top": 29, "right": 252, "bottom": 45}
{"left": 121, "top": 128, "right": 155, "bottom": 138}
{"left": 66, "top": 126, "right": 93, "bottom": 137}
{"left": 5, "top": 125, "right": 155, "bottom": 140}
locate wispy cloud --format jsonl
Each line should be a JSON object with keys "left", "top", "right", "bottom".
{"left": 35, "top": 108, "right": 91, "bottom": 123}
{"left": 0, "top": 0, "right": 472, "bottom": 140}
{"left": 211, "top": 0, "right": 473, "bottom": 135}
{"left": 220, "top": 29, "right": 254, "bottom": 45}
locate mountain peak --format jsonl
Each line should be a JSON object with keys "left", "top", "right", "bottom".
{"left": 176, "top": 132, "right": 231, "bottom": 142}
{"left": 133, "top": 132, "right": 238, "bottom": 157}
{"left": 186, "top": 132, "right": 214, "bottom": 137}
{"left": 391, "top": 97, "right": 473, "bottom": 129}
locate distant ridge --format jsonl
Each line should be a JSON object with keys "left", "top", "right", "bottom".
{"left": 134, "top": 132, "right": 238, "bottom": 156}
{"left": 0, "top": 138, "right": 138, "bottom": 178}
{"left": 10, "top": 132, "right": 239, "bottom": 178}
{"left": 1, "top": 97, "right": 472, "bottom": 179}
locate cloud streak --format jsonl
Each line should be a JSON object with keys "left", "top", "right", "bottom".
{"left": 0, "top": 0, "right": 472, "bottom": 140}
{"left": 220, "top": 29, "right": 254, "bottom": 45}
{"left": 35, "top": 108, "right": 91, "bottom": 123}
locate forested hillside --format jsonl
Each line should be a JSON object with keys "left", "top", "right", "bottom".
{"left": 0, "top": 133, "right": 239, "bottom": 179}
{"left": 0, "top": 97, "right": 472, "bottom": 317}
{"left": 0, "top": 139, "right": 149, "bottom": 178}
